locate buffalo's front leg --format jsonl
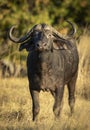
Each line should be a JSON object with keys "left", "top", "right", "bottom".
{"left": 53, "top": 85, "right": 64, "bottom": 119}
{"left": 30, "top": 89, "right": 40, "bottom": 121}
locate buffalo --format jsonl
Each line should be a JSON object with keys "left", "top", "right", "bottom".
{"left": 8, "top": 21, "right": 79, "bottom": 121}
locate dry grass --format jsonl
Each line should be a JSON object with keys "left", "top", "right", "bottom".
{"left": 0, "top": 33, "right": 90, "bottom": 130}
{"left": 76, "top": 33, "right": 90, "bottom": 99}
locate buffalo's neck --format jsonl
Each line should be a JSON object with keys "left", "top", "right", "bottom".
{"left": 38, "top": 50, "right": 64, "bottom": 73}
{"left": 38, "top": 51, "right": 52, "bottom": 64}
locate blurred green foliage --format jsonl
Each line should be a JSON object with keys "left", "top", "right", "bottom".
{"left": 0, "top": 0, "right": 90, "bottom": 62}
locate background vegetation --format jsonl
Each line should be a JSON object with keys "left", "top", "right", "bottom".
{"left": 0, "top": 0, "right": 90, "bottom": 62}
{"left": 0, "top": 0, "right": 90, "bottom": 130}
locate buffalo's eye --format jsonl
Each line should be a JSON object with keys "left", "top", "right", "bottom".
{"left": 48, "top": 34, "right": 52, "bottom": 37}
{"left": 46, "top": 33, "right": 52, "bottom": 38}
{"left": 34, "top": 31, "right": 39, "bottom": 35}
{"left": 45, "top": 30, "right": 52, "bottom": 38}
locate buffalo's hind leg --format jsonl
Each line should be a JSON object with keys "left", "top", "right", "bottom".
{"left": 67, "top": 72, "right": 78, "bottom": 114}
{"left": 30, "top": 89, "right": 40, "bottom": 121}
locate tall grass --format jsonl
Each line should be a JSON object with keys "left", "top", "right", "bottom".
{"left": 76, "top": 32, "right": 90, "bottom": 100}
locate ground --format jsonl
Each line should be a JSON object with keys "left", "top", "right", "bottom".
{"left": 0, "top": 78, "right": 90, "bottom": 130}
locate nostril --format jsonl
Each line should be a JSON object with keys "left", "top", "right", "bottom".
{"left": 37, "top": 44, "right": 39, "bottom": 47}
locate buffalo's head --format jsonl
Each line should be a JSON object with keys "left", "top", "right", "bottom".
{"left": 8, "top": 21, "right": 76, "bottom": 52}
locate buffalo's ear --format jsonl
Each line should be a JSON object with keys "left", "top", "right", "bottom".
{"left": 19, "top": 43, "right": 29, "bottom": 51}
{"left": 19, "top": 39, "right": 34, "bottom": 51}
{"left": 53, "top": 40, "right": 68, "bottom": 50}
{"left": 19, "top": 42, "right": 32, "bottom": 51}
{"left": 19, "top": 44, "right": 25, "bottom": 51}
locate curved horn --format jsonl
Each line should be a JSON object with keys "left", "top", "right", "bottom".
{"left": 66, "top": 20, "right": 76, "bottom": 36}
{"left": 50, "top": 20, "right": 76, "bottom": 40}
{"left": 8, "top": 25, "right": 33, "bottom": 43}
{"left": 50, "top": 25, "right": 66, "bottom": 39}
